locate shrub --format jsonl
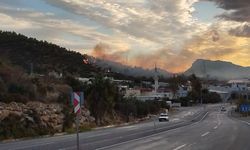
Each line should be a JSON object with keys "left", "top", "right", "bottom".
{"left": 62, "top": 105, "right": 75, "bottom": 131}
{"left": 0, "top": 114, "right": 37, "bottom": 140}
{"left": 116, "top": 97, "right": 169, "bottom": 120}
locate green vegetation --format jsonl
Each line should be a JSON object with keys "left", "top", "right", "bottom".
{"left": 0, "top": 31, "right": 222, "bottom": 140}
{"left": 85, "top": 75, "right": 120, "bottom": 125}
{"left": 62, "top": 74, "right": 170, "bottom": 125}
{"left": 0, "top": 30, "right": 98, "bottom": 77}
{"left": 0, "top": 112, "right": 55, "bottom": 140}
{"left": 115, "top": 96, "right": 169, "bottom": 122}
{"left": 169, "top": 74, "right": 222, "bottom": 105}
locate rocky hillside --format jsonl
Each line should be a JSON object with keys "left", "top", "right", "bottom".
{"left": 0, "top": 59, "right": 96, "bottom": 140}
{"left": 0, "top": 31, "right": 171, "bottom": 140}
{"left": 0, "top": 101, "right": 95, "bottom": 140}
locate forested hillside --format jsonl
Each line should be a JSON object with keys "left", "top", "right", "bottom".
{"left": 0, "top": 31, "right": 99, "bottom": 77}
{"left": 0, "top": 31, "right": 170, "bottom": 140}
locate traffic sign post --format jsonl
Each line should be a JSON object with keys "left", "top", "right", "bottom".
{"left": 71, "top": 92, "right": 84, "bottom": 150}
{"left": 240, "top": 104, "right": 250, "bottom": 116}
{"left": 76, "top": 114, "right": 80, "bottom": 150}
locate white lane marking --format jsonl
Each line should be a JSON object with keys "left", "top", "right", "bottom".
{"left": 85, "top": 132, "right": 109, "bottom": 138}
{"left": 12, "top": 142, "right": 54, "bottom": 150}
{"left": 173, "top": 144, "right": 187, "bottom": 150}
{"left": 187, "top": 142, "right": 196, "bottom": 147}
{"left": 96, "top": 112, "right": 209, "bottom": 150}
{"left": 118, "top": 125, "right": 136, "bottom": 129}
{"left": 201, "top": 132, "right": 210, "bottom": 137}
{"left": 172, "top": 118, "right": 180, "bottom": 121}
{"left": 213, "top": 126, "right": 218, "bottom": 129}
{"left": 217, "top": 113, "right": 221, "bottom": 126}
{"left": 241, "top": 120, "right": 250, "bottom": 125}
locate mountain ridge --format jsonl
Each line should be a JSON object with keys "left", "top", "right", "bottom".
{"left": 0, "top": 30, "right": 171, "bottom": 79}
{"left": 184, "top": 59, "right": 250, "bottom": 80}
{"left": 88, "top": 56, "right": 172, "bottom": 78}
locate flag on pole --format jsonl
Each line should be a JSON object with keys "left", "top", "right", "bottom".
{"left": 71, "top": 92, "right": 84, "bottom": 114}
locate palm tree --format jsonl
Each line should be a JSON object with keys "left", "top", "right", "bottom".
{"left": 86, "top": 75, "right": 117, "bottom": 125}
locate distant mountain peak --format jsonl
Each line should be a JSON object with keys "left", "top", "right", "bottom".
{"left": 184, "top": 59, "right": 250, "bottom": 80}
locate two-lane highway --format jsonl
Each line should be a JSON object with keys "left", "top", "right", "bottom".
{"left": 1, "top": 104, "right": 249, "bottom": 150}
{"left": 101, "top": 104, "right": 250, "bottom": 150}
{"left": 0, "top": 106, "right": 205, "bottom": 150}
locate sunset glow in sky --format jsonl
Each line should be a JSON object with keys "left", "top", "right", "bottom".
{"left": 1, "top": 0, "right": 249, "bottom": 72}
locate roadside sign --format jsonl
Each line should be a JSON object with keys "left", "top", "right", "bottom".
{"left": 71, "top": 91, "right": 84, "bottom": 150}
{"left": 71, "top": 92, "right": 84, "bottom": 114}
{"left": 240, "top": 104, "right": 250, "bottom": 112}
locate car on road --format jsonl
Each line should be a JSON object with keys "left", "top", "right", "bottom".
{"left": 159, "top": 113, "right": 169, "bottom": 122}
{"left": 221, "top": 106, "right": 226, "bottom": 111}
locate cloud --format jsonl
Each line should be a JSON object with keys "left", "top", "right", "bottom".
{"left": 0, "top": 6, "right": 126, "bottom": 51}
{"left": 1, "top": 0, "right": 249, "bottom": 73}
{"left": 229, "top": 24, "right": 250, "bottom": 37}
{"left": 207, "top": 0, "right": 249, "bottom": 10}
{"left": 92, "top": 28, "right": 249, "bottom": 73}
{"left": 0, "top": 13, "right": 33, "bottom": 30}
{"left": 42, "top": 0, "right": 204, "bottom": 50}
{"left": 207, "top": 0, "right": 250, "bottom": 37}
{"left": 217, "top": 8, "right": 250, "bottom": 22}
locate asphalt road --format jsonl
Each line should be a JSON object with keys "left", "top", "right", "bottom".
{"left": 1, "top": 104, "right": 250, "bottom": 150}
{"left": 101, "top": 104, "right": 250, "bottom": 150}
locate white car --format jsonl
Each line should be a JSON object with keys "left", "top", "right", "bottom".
{"left": 158, "top": 113, "right": 169, "bottom": 122}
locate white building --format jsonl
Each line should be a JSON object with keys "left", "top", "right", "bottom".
{"left": 207, "top": 79, "right": 250, "bottom": 101}
{"left": 228, "top": 79, "right": 250, "bottom": 92}
{"left": 177, "top": 85, "right": 189, "bottom": 98}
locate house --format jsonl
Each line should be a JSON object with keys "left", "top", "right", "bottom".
{"left": 228, "top": 79, "right": 250, "bottom": 92}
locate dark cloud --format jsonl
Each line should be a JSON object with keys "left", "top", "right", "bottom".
{"left": 208, "top": 0, "right": 249, "bottom": 10}
{"left": 229, "top": 24, "right": 250, "bottom": 37}
{"left": 207, "top": 0, "right": 250, "bottom": 37}
{"left": 207, "top": 0, "right": 249, "bottom": 22}
{"left": 208, "top": 0, "right": 250, "bottom": 22}
{"left": 217, "top": 8, "right": 250, "bottom": 22}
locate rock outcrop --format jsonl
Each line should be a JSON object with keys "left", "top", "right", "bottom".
{"left": 0, "top": 102, "right": 95, "bottom": 133}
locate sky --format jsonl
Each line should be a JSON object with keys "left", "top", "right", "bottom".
{"left": 0, "top": 0, "right": 249, "bottom": 73}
